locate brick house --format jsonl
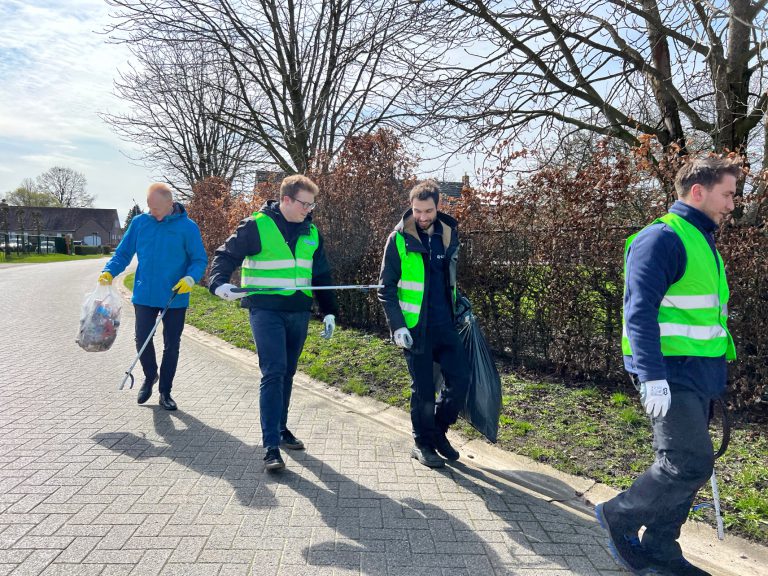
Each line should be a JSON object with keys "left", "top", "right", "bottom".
{"left": 0, "top": 202, "right": 123, "bottom": 247}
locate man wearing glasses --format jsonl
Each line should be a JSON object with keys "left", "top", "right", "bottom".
{"left": 208, "top": 175, "right": 337, "bottom": 471}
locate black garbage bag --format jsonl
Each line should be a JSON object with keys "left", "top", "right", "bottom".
{"left": 434, "top": 293, "right": 502, "bottom": 442}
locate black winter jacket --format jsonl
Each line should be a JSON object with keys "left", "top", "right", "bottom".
{"left": 208, "top": 201, "right": 337, "bottom": 315}
{"left": 378, "top": 209, "right": 460, "bottom": 353}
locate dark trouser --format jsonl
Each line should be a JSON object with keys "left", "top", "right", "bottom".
{"left": 603, "top": 389, "right": 714, "bottom": 561}
{"left": 134, "top": 304, "right": 187, "bottom": 394}
{"left": 248, "top": 308, "right": 310, "bottom": 449}
{"left": 404, "top": 324, "right": 470, "bottom": 447}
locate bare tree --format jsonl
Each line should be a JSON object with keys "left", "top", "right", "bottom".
{"left": 106, "top": 0, "right": 449, "bottom": 174}
{"left": 36, "top": 167, "right": 94, "bottom": 208}
{"left": 102, "top": 43, "right": 263, "bottom": 197}
{"left": 418, "top": 0, "right": 768, "bottom": 178}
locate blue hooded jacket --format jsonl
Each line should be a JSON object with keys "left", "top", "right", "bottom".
{"left": 103, "top": 203, "right": 207, "bottom": 309}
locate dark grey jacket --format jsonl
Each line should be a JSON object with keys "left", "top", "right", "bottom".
{"left": 378, "top": 209, "right": 460, "bottom": 353}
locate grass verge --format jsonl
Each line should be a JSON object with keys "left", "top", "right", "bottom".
{"left": 0, "top": 253, "right": 108, "bottom": 264}
{"left": 124, "top": 273, "right": 768, "bottom": 544}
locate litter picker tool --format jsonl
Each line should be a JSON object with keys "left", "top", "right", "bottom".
{"left": 230, "top": 284, "right": 383, "bottom": 296}
{"left": 692, "top": 398, "right": 730, "bottom": 540}
{"left": 118, "top": 289, "right": 178, "bottom": 391}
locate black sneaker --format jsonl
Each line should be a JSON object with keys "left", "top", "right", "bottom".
{"left": 435, "top": 433, "right": 460, "bottom": 461}
{"left": 280, "top": 429, "right": 305, "bottom": 450}
{"left": 137, "top": 375, "right": 158, "bottom": 405}
{"left": 410, "top": 445, "right": 445, "bottom": 468}
{"left": 594, "top": 503, "right": 655, "bottom": 575}
{"left": 646, "top": 557, "right": 710, "bottom": 576}
{"left": 264, "top": 447, "right": 285, "bottom": 471}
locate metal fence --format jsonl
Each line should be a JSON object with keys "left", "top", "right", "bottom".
{"left": 0, "top": 233, "right": 67, "bottom": 257}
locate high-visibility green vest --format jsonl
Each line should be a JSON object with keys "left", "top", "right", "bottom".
{"left": 395, "top": 231, "right": 458, "bottom": 328}
{"left": 395, "top": 232, "right": 426, "bottom": 328}
{"left": 622, "top": 212, "right": 736, "bottom": 360}
{"left": 241, "top": 212, "right": 318, "bottom": 297}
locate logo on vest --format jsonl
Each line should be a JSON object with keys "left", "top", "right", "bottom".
{"left": 304, "top": 239, "right": 318, "bottom": 246}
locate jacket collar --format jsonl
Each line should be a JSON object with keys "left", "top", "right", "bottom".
{"left": 670, "top": 200, "right": 718, "bottom": 235}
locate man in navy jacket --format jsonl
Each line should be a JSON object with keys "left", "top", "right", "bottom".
{"left": 595, "top": 158, "right": 740, "bottom": 576}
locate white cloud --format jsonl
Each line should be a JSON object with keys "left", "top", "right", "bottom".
{"left": 0, "top": 0, "right": 151, "bottom": 219}
{"left": 0, "top": 0, "right": 132, "bottom": 144}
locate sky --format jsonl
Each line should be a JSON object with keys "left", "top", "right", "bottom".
{"left": 0, "top": 0, "right": 154, "bottom": 222}
{"left": 0, "top": 0, "right": 477, "bottom": 223}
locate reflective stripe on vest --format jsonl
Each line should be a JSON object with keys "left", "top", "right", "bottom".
{"left": 241, "top": 212, "right": 318, "bottom": 297}
{"left": 395, "top": 233, "right": 425, "bottom": 328}
{"left": 622, "top": 212, "right": 736, "bottom": 360}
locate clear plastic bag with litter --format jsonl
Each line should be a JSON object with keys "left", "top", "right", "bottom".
{"left": 76, "top": 284, "right": 122, "bottom": 352}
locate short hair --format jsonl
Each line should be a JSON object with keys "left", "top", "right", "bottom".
{"left": 147, "top": 182, "right": 173, "bottom": 201}
{"left": 409, "top": 179, "right": 440, "bottom": 206}
{"left": 674, "top": 157, "right": 742, "bottom": 198}
{"left": 280, "top": 175, "right": 318, "bottom": 199}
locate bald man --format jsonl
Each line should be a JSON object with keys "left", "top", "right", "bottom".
{"left": 99, "top": 183, "right": 207, "bottom": 410}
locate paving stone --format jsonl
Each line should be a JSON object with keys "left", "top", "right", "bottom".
{"left": 0, "top": 261, "right": 620, "bottom": 576}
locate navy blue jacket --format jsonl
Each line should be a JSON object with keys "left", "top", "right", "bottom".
{"left": 378, "top": 210, "right": 460, "bottom": 354}
{"left": 623, "top": 201, "right": 728, "bottom": 399}
{"left": 417, "top": 220, "right": 454, "bottom": 328}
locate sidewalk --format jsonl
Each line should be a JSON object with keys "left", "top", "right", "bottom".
{"left": 0, "top": 259, "right": 765, "bottom": 576}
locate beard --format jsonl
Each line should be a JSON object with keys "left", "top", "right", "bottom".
{"left": 417, "top": 219, "right": 435, "bottom": 229}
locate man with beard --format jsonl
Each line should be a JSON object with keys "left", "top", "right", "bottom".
{"left": 378, "top": 180, "right": 470, "bottom": 468}
{"left": 208, "top": 175, "right": 337, "bottom": 471}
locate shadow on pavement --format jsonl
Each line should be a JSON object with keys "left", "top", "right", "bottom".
{"left": 93, "top": 409, "right": 615, "bottom": 575}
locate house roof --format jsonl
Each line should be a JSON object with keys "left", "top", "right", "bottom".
{"left": 0, "top": 204, "right": 120, "bottom": 233}
{"left": 438, "top": 181, "right": 464, "bottom": 198}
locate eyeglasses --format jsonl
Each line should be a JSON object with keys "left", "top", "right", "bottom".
{"left": 292, "top": 198, "right": 317, "bottom": 210}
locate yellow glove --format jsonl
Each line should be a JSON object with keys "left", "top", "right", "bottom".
{"left": 98, "top": 271, "right": 113, "bottom": 285}
{"left": 173, "top": 276, "right": 195, "bottom": 294}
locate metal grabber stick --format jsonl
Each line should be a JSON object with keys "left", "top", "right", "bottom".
{"left": 119, "top": 289, "right": 178, "bottom": 390}
{"left": 693, "top": 397, "right": 730, "bottom": 540}
{"left": 710, "top": 397, "right": 730, "bottom": 541}
{"left": 230, "top": 284, "right": 384, "bottom": 294}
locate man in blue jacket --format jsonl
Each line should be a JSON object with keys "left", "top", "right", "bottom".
{"left": 99, "top": 183, "right": 207, "bottom": 411}
{"left": 207, "top": 175, "right": 337, "bottom": 471}
{"left": 595, "top": 158, "right": 740, "bottom": 576}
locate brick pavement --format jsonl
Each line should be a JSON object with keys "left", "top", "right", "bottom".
{"left": 0, "top": 259, "right": 625, "bottom": 575}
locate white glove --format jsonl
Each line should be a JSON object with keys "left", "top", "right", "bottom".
{"left": 321, "top": 314, "right": 335, "bottom": 339}
{"left": 640, "top": 379, "right": 671, "bottom": 418}
{"left": 393, "top": 327, "right": 413, "bottom": 349}
{"left": 214, "top": 283, "right": 245, "bottom": 301}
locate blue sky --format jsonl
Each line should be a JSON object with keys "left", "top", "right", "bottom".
{"left": 0, "top": 0, "right": 476, "bottom": 222}
{"left": 0, "top": 0, "right": 152, "bottom": 221}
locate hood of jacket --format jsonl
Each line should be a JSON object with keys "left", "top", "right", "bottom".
{"left": 394, "top": 208, "right": 457, "bottom": 252}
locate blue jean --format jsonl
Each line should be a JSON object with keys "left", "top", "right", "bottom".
{"left": 249, "top": 308, "right": 310, "bottom": 449}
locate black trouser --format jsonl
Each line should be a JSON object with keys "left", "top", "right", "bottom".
{"left": 602, "top": 389, "right": 714, "bottom": 561}
{"left": 134, "top": 304, "right": 186, "bottom": 394}
{"left": 404, "top": 324, "right": 470, "bottom": 447}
